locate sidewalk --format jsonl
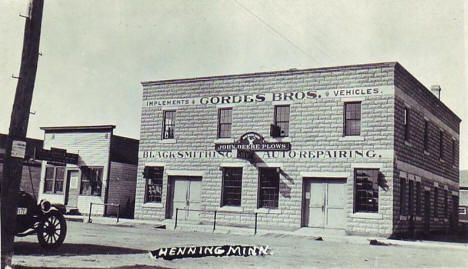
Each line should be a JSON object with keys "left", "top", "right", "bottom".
{"left": 64, "top": 215, "right": 468, "bottom": 250}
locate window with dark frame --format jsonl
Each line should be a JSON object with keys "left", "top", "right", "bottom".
{"left": 404, "top": 107, "right": 410, "bottom": 141}
{"left": 434, "top": 188, "right": 439, "bottom": 217}
{"left": 144, "top": 166, "right": 164, "bottom": 203}
{"left": 344, "top": 102, "right": 361, "bottom": 136}
{"left": 43, "top": 164, "right": 65, "bottom": 194}
{"left": 452, "top": 139, "right": 456, "bottom": 165}
{"left": 272, "top": 105, "right": 290, "bottom": 137}
{"left": 221, "top": 167, "right": 242, "bottom": 207}
{"left": 416, "top": 181, "right": 421, "bottom": 216}
{"left": 408, "top": 180, "right": 414, "bottom": 216}
{"left": 80, "top": 166, "right": 103, "bottom": 196}
{"left": 400, "top": 178, "right": 407, "bottom": 215}
{"left": 354, "top": 169, "right": 379, "bottom": 213}
{"left": 439, "top": 130, "right": 444, "bottom": 160}
{"left": 258, "top": 168, "right": 280, "bottom": 209}
{"left": 423, "top": 120, "right": 429, "bottom": 151}
{"left": 444, "top": 190, "right": 448, "bottom": 218}
{"left": 218, "top": 108, "right": 232, "bottom": 138}
{"left": 162, "top": 110, "right": 176, "bottom": 139}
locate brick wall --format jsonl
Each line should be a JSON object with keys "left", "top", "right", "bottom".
{"left": 136, "top": 62, "right": 397, "bottom": 236}
{"left": 107, "top": 161, "right": 137, "bottom": 218}
{"left": 393, "top": 63, "right": 461, "bottom": 234}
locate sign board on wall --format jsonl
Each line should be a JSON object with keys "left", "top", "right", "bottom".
{"left": 143, "top": 86, "right": 393, "bottom": 108}
{"left": 11, "top": 140, "right": 27, "bottom": 159}
{"left": 215, "top": 132, "right": 291, "bottom": 152}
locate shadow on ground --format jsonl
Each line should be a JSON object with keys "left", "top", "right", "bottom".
{"left": 14, "top": 242, "right": 147, "bottom": 256}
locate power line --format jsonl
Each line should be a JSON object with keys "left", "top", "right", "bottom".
{"left": 233, "top": 0, "right": 320, "bottom": 64}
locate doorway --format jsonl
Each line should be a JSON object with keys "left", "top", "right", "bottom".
{"left": 166, "top": 176, "right": 202, "bottom": 221}
{"left": 65, "top": 170, "right": 80, "bottom": 208}
{"left": 302, "top": 178, "right": 346, "bottom": 229}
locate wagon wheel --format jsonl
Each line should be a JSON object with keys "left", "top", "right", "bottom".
{"left": 37, "top": 210, "right": 67, "bottom": 249}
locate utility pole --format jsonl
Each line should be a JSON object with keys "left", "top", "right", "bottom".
{"left": 1, "top": 0, "right": 44, "bottom": 268}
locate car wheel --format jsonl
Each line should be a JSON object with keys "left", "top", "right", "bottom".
{"left": 37, "top": 210, "right": 67, "bottom": 249}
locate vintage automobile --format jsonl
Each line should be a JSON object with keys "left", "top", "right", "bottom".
{"left": 16, "top": 191, "right": 67, "bottom": 249}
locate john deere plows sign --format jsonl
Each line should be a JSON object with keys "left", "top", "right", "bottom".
{"left": 215, "top": 132, "right": 291, "bottom": 152}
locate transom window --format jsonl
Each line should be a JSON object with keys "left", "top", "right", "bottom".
{"left": 258, "top": 168, "right": 280, "bottom": 209}
{"left": 218, "top": 108, "right": 232, "bottom": 138}
{"left": 80, "top": 166, "right": 103, "bottom": 196}
{"left": 221, "top": 167, "right": 242, "bottom": 207}
{"left": 162, "top": 110, "right": 176, "bottom": 139}
{"left": 344, "top": 102, "right": 361, "bottom": 136}
{"left": 354, "top": 169, "right": 379, "bottom": 213}
{"left": 144, "top": 166, "right": 164, "bottom": 203}
{"left": 272, "top": 105, "right": 290, "bottom": 137}
{"left": 43, "top": 164, "right": 65, "bottom": 194}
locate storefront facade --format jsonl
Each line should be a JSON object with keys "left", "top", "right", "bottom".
{"left": 38, "top": 125, "right": 139, "bottom": 218}
{"left": 136, "top": 62, "right": 460, "bottom": 237}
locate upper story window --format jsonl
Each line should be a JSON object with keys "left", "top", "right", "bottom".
{"left": 439, "top": 130, "right": 444, "bottom": 160}
{"left": 43, "top": 164, "right": 65, "bottom": 194}
{"left": 423, "top": 120, "right": 429, "bottom": 151}
{"left": 162, "top": 110, "right": 176, "bottom": 139}
{"left": 452, "top": 138, "right": 456, "bottom": 165}
{"left": 354, "top": 169, "right": 379, "bottom": 213}
{"left": 404, "top": 107, "right": 410, "bottom": 141}
{"left": 80, "top": 166, "right": 103, "bottom": 196}
{"left": 344, "top": 102, "right": 361, "bottom": 136}
{"left": 144, "top": 166, "right": 164, "bottom": 203}
{"left": 217, "top": 108, "right": 232, "bottom": 138}
{"left": 258, "top": 168, "right": 280, "bottom": 209}
{"left": 221, "top": 167, "right": 242, "bottom": 207}
{"left": 271, "top": 105, "right": 290, "bottom": 138}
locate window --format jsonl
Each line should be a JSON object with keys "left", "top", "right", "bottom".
{"left": 444, "top": 190, "right": 448, "bottom": 218}
{"left": 43, "top": 164, "right": 65, "bottom": 194}
{"left": 354, "top": 169, "right": 379, "bottom": 213}
{"left": 434, "top": 188, "right": 439, "bottom": 217}
{"left": 80, "top": 166, "right": 103, "bottom": 196}
{"left": 144, "top": 166, "right": 164, "bottom": 203}
{"left": 162, "top": 110, "right": 176, "bottom": 139}
{"left": 439, "top": 130, "right": 444, "bottom": 160}
{"left": 258, "top": 168, "right": 280, "bottom": 209}
{"left": 416, "top": 181, "right": 422, "bottom": 216}
{"left": 344, "top": 102, "right": 361, "bottom": 136}
{"left": 423, "top": 120, "right": 429, "bottom": 150}
{"left": 452, "top": 139, "right": 456, "bottom": 165}
{"left": 271, "top": 105, "right": 290, "bottom": 137}
{"left": 221, "top": 167, "right": 242, "bottom": 207}
{"left": 400, "top": 178, "right": 407, "bottom": 215}
{"left": 404, "top": 108, "right": 410, "bottom": 141}
{"left": 217, "top": 108, "right": 232, "bottom": 138}
{"left": 408, "top": 180, "right": 414, "bottom": 216}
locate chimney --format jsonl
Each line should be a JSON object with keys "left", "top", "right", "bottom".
{"left": 430, "top": 85, "right": 441, "bottom": 99}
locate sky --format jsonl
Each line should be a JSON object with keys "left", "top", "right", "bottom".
{"left": 0, "top": 0, "right": 467, "bottom": 168}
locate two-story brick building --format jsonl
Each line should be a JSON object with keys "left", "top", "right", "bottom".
{"left": 135, "top": 62, "right": 460, "bottom": 237}
{"left": 38, "top": 125, "right": 139, "bottom": 218}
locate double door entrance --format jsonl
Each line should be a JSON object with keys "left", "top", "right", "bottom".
{"left": 302, "top": 178, "right": 346, "bottom": 229}
{"left": 166, "top": 176, "right": 202, "bottom": 222}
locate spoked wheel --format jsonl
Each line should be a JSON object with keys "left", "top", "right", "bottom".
{"left": 37, "top": 210, "right": 67, "bottom": 249}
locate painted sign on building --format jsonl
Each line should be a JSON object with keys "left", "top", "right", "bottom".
{"left": 144, "top": 86, "right": 393, "bottom": 107}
